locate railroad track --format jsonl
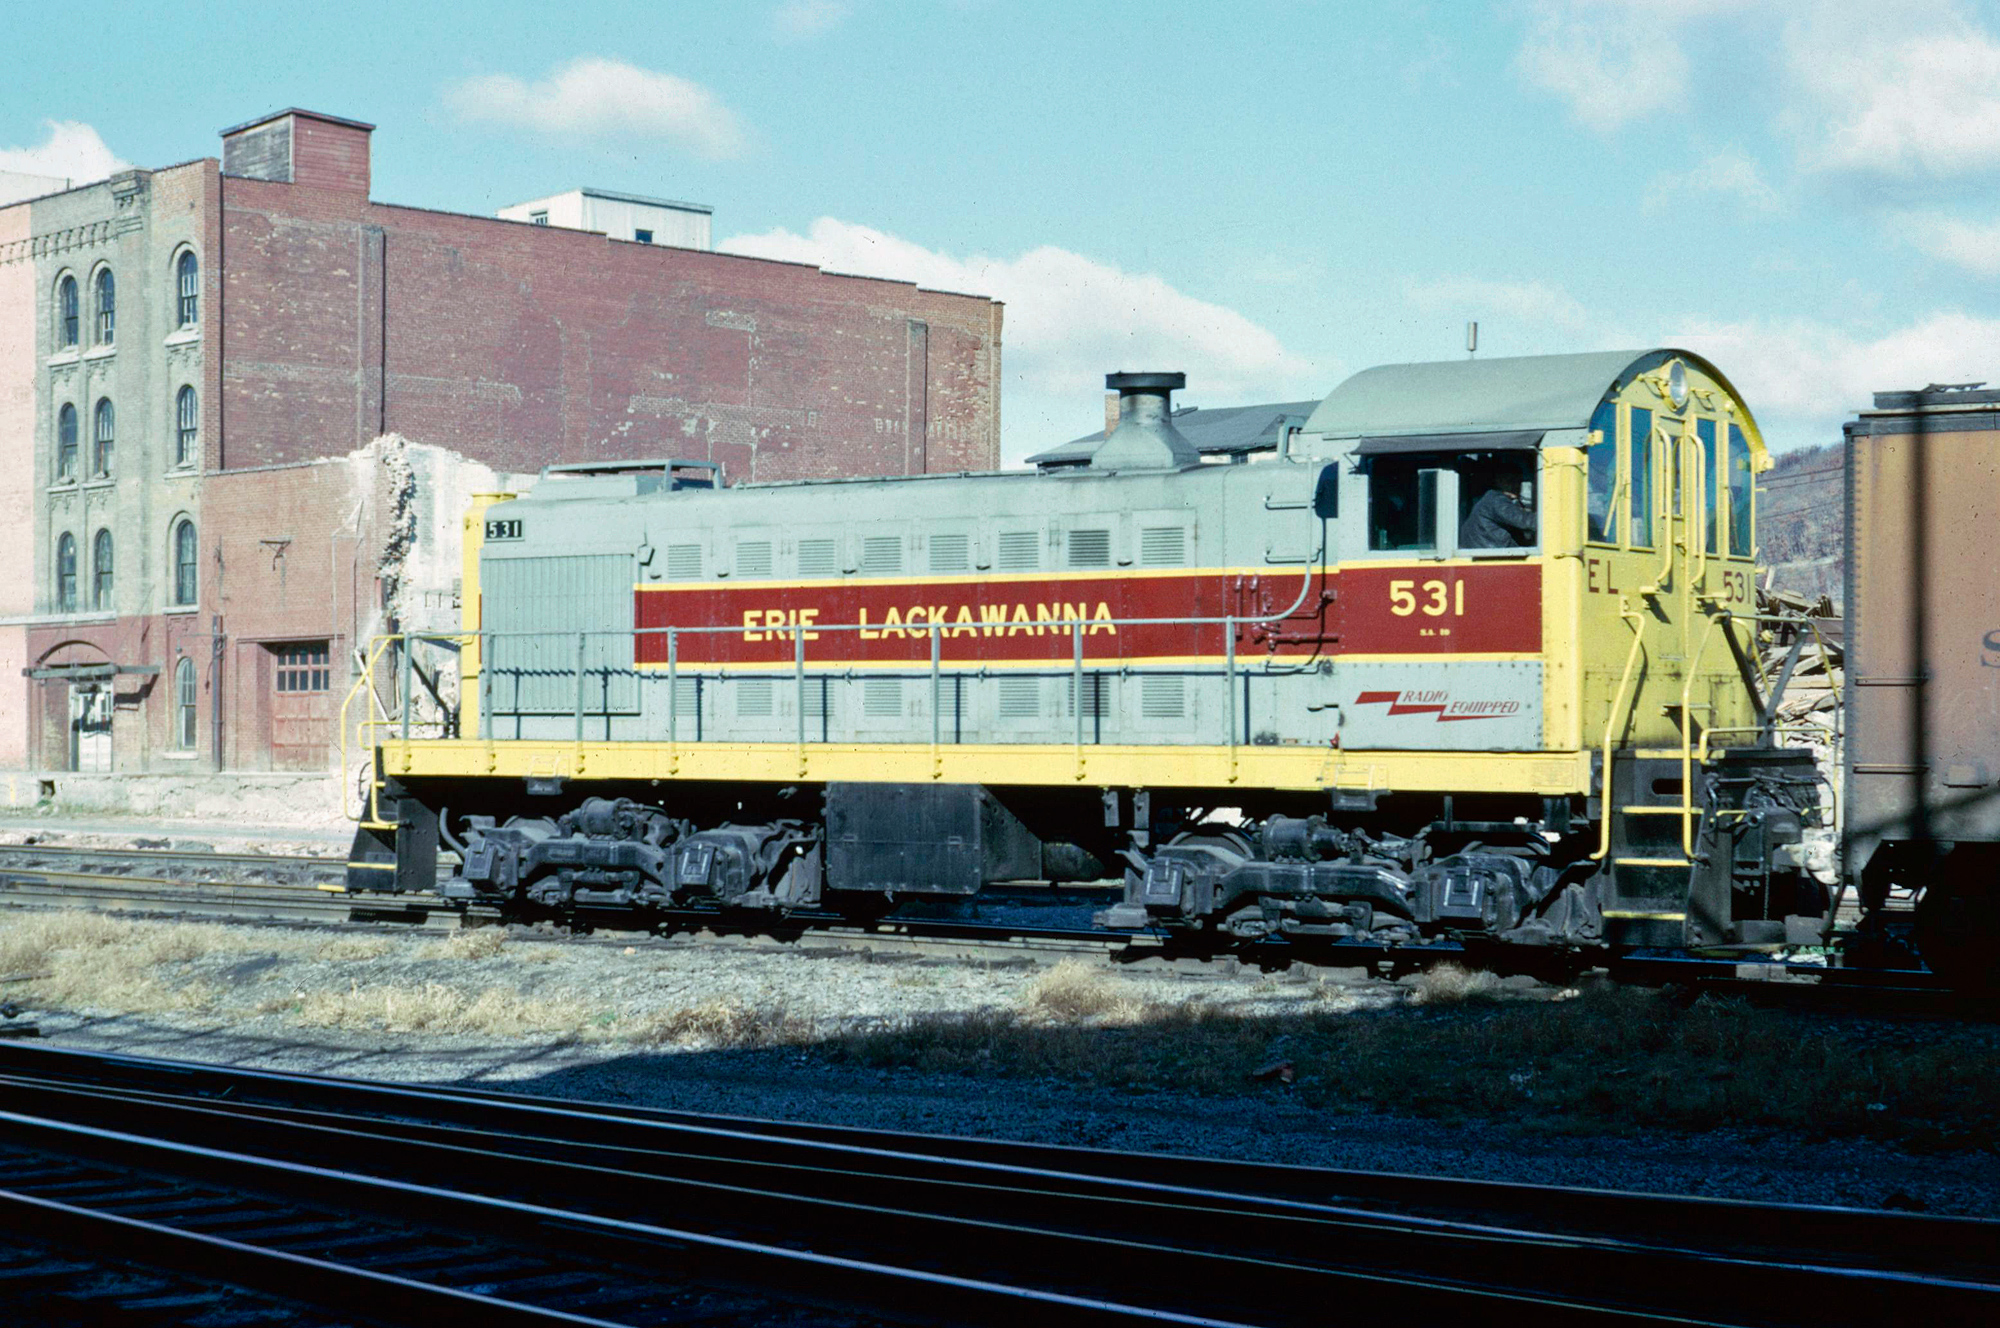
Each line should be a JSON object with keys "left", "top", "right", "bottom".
{"left": 0, "top": 1042, "right": 1993, "bottom": 1326}
{"left": 0, "top": 842, "right": 1971, "bottom": 998}
{"left": 0, "top": 841, "right": 1142, "bottom": 964}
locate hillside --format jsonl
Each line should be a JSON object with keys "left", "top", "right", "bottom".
{"left": 1758, "top": 442, "right": 1844, "bottom": 606}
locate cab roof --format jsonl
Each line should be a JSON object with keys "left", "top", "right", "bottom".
{"left": 1304, "top": 348, "right": 1747, "bottom": 441}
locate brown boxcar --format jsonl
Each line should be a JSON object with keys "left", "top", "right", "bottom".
{"left": 1843, "top": 384, "right": 2000, "bottom": 983}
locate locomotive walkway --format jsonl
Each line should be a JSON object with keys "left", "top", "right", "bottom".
{"left": 0, "top": 1043, "right": 1992, "bottom": 1326}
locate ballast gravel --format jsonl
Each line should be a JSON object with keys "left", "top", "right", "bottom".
{"left": 7, "top": 913, "right": 1996, "bottom": 1220}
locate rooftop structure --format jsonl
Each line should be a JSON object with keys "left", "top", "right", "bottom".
{"left": 498, "top": 187, "right": 713, "bottom": 250}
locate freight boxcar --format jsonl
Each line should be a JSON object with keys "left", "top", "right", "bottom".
{"left": 1842, "top": 384, "right": 2000, "bottom": 986}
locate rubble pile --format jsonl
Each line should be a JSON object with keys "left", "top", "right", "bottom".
{"left": 1754, "top": 586, "right": 1843, "bottom": 878}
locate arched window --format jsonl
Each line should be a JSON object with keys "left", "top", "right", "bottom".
{"left": 175, "top": 250, "right": 199, "bottom": 328}
{"left": 56, "top": 275, "right": 78, "bottom": 349}
{"left": 172, "top": 519, "right": 197, "bottom": 607}
{"left": 93, "top": 268, "right": 115, "bottom": 345}
{"left": 55, "top": 534, "right": 77, "bottom": 613}
{"left": 92, "top": 530, "right": 113, "bottom": 611}
{"left": 175, "top": 386, "right": 199, "bottom": 467}
{"left": 175, "top": 657, "right": 198, "bottom": 750}
{"left": 92, "top": 399, "right": 114, "bottom": 477}
{"left": 55, "top": 403, "right": 78, "bottom": 481}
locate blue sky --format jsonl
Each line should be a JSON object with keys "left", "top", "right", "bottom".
{"left": 8, "top": 0, "right": 2000, "bottom": 463}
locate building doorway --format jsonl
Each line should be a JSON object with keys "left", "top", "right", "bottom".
{"left": 267, "top": 640, "right": 333, "bottom": 771}
{"left": 68, "top": 685, "right": 112, "bottom": 772}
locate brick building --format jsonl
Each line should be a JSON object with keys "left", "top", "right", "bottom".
{"left": 0, "top": 109, "right": 1003, "bottom": 787}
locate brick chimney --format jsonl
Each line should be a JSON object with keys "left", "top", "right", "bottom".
{"left": 1104, "top": 391, "right": 1119, "bottom": 440}
{"left": 220, "top": 109, "right": 374, "bottom": 197}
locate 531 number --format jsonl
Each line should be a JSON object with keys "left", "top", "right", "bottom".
{"left": 1388, "top": 578, "right": 1465, "bottom": 617}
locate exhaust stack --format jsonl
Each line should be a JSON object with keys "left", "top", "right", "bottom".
{"left": 1091, "top": 371, "right": 1200, "bottom": 471}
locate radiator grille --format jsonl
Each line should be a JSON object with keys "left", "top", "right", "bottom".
{"left": 482, "top": 554, "right": 636, "bottom": 714}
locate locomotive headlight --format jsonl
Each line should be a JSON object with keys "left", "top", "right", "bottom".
{"left": 1668, "top": 360, "right": 1690, "bottom": 412}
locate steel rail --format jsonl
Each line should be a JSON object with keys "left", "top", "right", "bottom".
{"left": 0, "top": 1183, "right": 623, "bottom": 1328}
{"left": 19, "top": 1043, "right": 1996, "bottom": 1272}
{"left": 38, "top": 1069, "right": 2000, "bottom": 1311}
{"left": 2, "top": 1076, "right": 1980, "bottom": 1328}
{"left": 2, "top": 1044, "right": 1995, "bottom": 1320}
{"left": 0, "top": 868, "right": 439, "bottom": 926}
{"left": 0, "top": 842, "right": 339, "bottom": 874}
{"left": 0, "top": 1105, "right": 1331, "bottom": 1328}
{"left": 0, "top": 852, "right": 1968, "bottom": 996}
{"left": 4, "top": 1077, "right": 1730, "bottom": 1327}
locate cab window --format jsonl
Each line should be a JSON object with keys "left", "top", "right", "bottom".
{"left": 1366, "top": 450, "right": 1537, "bottom": 554}
{"left": 1367, "top": 455, "right": 1440, "bottom": 551}
{"left": 1628, "top": 407, "right": 1654, "bottom": 549}
{"left": 1456, "top": 451, "right": 1537, "bottom": 550}
{"left": 1697, "top": 418, "right": 1718, "bottom": 554}
{"left": 1727, "top": 423, "right": 1752, "bottom": 555}
{"left": 1586, "top": 401, "right": 1619, "bottom": 544}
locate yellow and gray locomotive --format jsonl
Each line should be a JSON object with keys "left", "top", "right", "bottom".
{"left": 348, "top": 349, "right": 1825, "bottom": 961}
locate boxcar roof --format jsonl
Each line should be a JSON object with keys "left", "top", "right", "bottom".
{"left": 1305, "top": 348, "right": 1680, "bottom": 439}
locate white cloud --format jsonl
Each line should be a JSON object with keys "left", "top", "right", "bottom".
{"left": 1644, "top": 148, "right": 1782, "bottom": 214}
{"left": 1674, "top": 312, "right": 2000, "bottom": 444}
{"left": 1405, "top": 270, "right": 2000, "bottom": 452}
{"left": 772, "top": 0, "right": 851, "bottom": 40}
{"left": 445, "top": 58, "right": 747, "bottom": 160}
{"left": 1512, "top": 0, "right": 1739, "bottom": 132}
{"left": 720, "top": 218, "right": 1324, "bottom": 465}
{"left": 1784, "top": 6, "right": 2000, "bottom": 178}
{"left": 1898, "top": 212, "right": 2000, "bottom": 276}
{"left": 1405, "top": 276, "right": 1596, "bottom": 343}
{"left": 0, "top": 121, "right": 128, "bottom": 187}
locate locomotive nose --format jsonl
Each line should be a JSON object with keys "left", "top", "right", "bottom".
{"left": 1092, "top": 371, "right": 1200, "bottom": 470}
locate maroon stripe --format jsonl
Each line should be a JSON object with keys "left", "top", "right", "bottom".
{"left": 631, "top": 563, "right": 1540, "bottom": 665}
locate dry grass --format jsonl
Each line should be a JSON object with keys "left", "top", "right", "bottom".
{"left": 620, "top": 997, "right": 818, "bottom": 1049}
{"left": 1020, "top": 960, "right": 1152, "bottom": 1025}
{"left": 1407, "top": 964, "right": 1504, "bottom": 1006}
{"left": 0, "top": 912, "right": 249, "bottom": 1014}
{"left": 416, "top": 928, "right": 508, "bottom": 961}
{"left": 313, "top": 935, "right": 395, "bottom": 962}
{"left": 294, "top": 980, "right": 594, "bottom": 1037}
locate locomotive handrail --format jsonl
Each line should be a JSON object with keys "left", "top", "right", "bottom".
{"left": 1680, "top": 610, "right": 1728, "bottom": 858}
{"left": 1591, "top": 595, "right": 1648, "bottom": 863}
{"left": 368, "top": 594, "right": 1329, "bottom": 768}
{"left": 1690, "top": 419, "right": 1710, "bottom": 593}
{"left": 339, "top": 636, "right": 398, "bottom": 826}
{"left": 1642, "top": 421, "right": 1675, "bottom": 596}
{"left": 372, "top": 533, "right": 1329, "bottom": 772}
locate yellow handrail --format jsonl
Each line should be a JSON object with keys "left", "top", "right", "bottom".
{"left": 339, "top": 635, "right": 397, "bottom": 827}
{"left": 1591, "top": 595, "right": 1648, "bottom": 862}
{"left": 1644, "top": 422, "right": 1676, "bottom": 594}
{"left": 1678, "top": 611, "right": 1727, "bottom": 858}
{"left": 1690, "top": 422, "right": 1710, "bottom": 593}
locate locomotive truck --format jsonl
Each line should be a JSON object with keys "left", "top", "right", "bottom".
{"left": 347, "top": 349, "right": 1827, "bottom": 964}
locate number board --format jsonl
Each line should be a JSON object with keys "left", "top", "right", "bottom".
{"left": 485, "top": 517, "right": 524, "bottom": 541}
{"left": 1337, "top": 563, "right": 1542, "bottom": 654}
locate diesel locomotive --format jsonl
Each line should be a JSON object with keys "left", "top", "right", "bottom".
{"left": 347, "top": 348, "right": 1829, "bottom": 963}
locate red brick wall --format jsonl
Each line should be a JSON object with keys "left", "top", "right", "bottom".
{"left": 217, "top": 178, "right": 1001, "bottom": 481}
{"left": 23, "top": 613, "right": 212, "bottom": 769}
{"left": 199, "top": 459, "right": 377, "bottom": 769}
{"left": 289, "top": 118, "right": 371, "bottom": 196}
